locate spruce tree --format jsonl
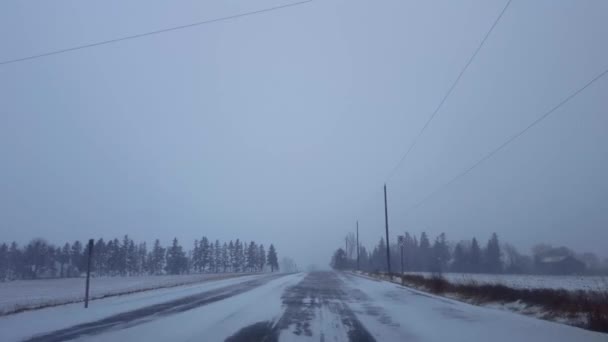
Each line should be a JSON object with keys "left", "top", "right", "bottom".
{"left": 419, "top": 232, "right": 431, "bottom": 271}
{"left": 200, "top": 237, "right": 210, "bottom": 272}
{"left": 214, "top": 240, "right": 221, "bottom": 273}
{"left": 166, "top": 238, "right": 186, "bottom": 275}
{"left": 247, "top": 242, "right": 257, "bottom": 272}
{"left": 221, "top": 242, "right": 229, "bottom": 272}
{"left": 258, "top": 244, "right": 266, "bottom": 272}
{"left": 208, "top": 241, "right": 216, "bottom": 273}
{"left": 267, "top": 244, "right": 279, "bottom": 272}
{"left": 485, "top": 233, "right": 502, "bottom": 273}
{"left": 71, "top": 240, "right": 84, "bottom": 274}
{"left": 470, "top": 238, "right": 482, "bottom": 273}
{"left": 192, "top": 239, "right": 201, "bottom": 272}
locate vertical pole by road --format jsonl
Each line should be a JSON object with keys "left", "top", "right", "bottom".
{"left": 384, "top": 184, "right": 392, "bottom": 274}
{"left": 400, "top": 244, "right": 404, "bottom": 274}
{"left": 84, "top": 239, "right": 94, "bottom": 309}
{"left": 356, "top": 220, "right": 360, "bottom": 271}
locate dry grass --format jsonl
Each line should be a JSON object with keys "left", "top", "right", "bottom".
{"left": 373, "top": 272, "right": 608, "bottom": 333}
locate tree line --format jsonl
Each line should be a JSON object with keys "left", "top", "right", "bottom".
{"left": 332, "top": 231, "right": 607, "bottom": 275}
{"left": 0, "top": 236, "right": 279, "bottom": 281}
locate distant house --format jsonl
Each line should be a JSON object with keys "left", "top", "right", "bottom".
{"left": 535, "top": 254, "right": 586, "bottom": 275}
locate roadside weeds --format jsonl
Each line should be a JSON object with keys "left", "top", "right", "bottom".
{"left": 359, "top": 271, "right": 608, "bottom": 333}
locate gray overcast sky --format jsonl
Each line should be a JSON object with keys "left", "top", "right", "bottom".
{"left": 1, "top": 0, "right": 607, "bottom": 267}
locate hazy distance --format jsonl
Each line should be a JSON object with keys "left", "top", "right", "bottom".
{"left": 1, "top": 0, "right": 607, "bottom": 268}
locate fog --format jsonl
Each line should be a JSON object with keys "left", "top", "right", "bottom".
{"left": 1, "top": 0, "right": 607, "bottom": 268}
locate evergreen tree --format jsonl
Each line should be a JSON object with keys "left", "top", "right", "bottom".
{"left": 149, "top": 239, "right": 165, "bottom": 275}
{"left": 214, "top": 240, "right": 221, "bottom": 273}
{"left": 192, "top": 239, "right": 201, "bottom": 272}
{"left": 331, "top": 248, "right": 348, "bottom": 270}
{"left": 208, "top": 241, "right": 216, "bottom": 273}
{"left": 137, "top": 242, "right": 147, "bottom": 275}
{"left": 258, "top": 244, "right": 266, "bottom": 272}
{"left": 402, "top": 232, "right": 417, "bottom": 271}
{"left": 267, "top": 244, "right": 279, "bottom": 272}
{"left": 247, "top": 241, "right": 257, "bottom": 272}
{"left": 107, "top": 238, "right": 121, "bottom": 275}
{"left": 451, "top": 242, "right": 468, "bottom": 272}
{"left": 93, "top": 239, "right": 106, "bottom": 276}
{"left": 419, "top": 232, "right": 431, "bottom": 271}
{"left": 241, "top": 241, "right": 247, "bottom": 271}
{"left": 165, "top": 238, "right": 187, "bottom": 275}
{"left": 431, "top": 233, "right": 450, "bottom": 273}
{"left": 59, "top": 242, "right": 70, "bottom": 276}
{"left": 200, "top": 237, "right": 210, "bottom": 272}
{"left": 7, "top": 242, "right": 22, "bottom": 280}
{"left": 470, "top": 238, "right": 482, "bottom": 273}
{"left": 119, "top": 235, "right": 132, "bottom": 275}
{"left": 222, "top": 242, "right": 229, "bottom": 272}
{"left": 232, "top": 240, "right": 240, "bottom": 272}
{"left": 484, "top": 233, "right": 502, "bottom": 273}
{"left": 71, "top": 240, "right": 84, "bottom": 274}
{"left": 127, "top": 239, "right": 137, "bottom": 275}
{"left": 372, "top": 238, "right": 387, "bottom": 272}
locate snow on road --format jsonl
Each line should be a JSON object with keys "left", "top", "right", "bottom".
{"left": 1, "top": 271, "right": 605, "bottom": 342}
{"left": 0, "top": 273, "right": 278, "bottom": 342}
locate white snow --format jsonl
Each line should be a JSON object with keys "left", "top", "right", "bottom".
{"left": 2, "top": 272, "right": 606, "bottom": 342}
{"left": 0, "top": 273, "right": 276, "bottom": 342}
{"left": 402, "top": 271, "right": 608, "bottom": 291}
{"left": 278, "top": 303, "right": 350, "bottom": 342}
{"left": 341, "top": 273, "right": 607, "bottom": 342}
{"left": 0, "top": 273, "right": 251, "bottom": 315}
{"left": 74, "top": 273, "right": 305, "bottom": 342}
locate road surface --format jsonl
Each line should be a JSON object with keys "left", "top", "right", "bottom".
{"left": 0, "top": 272, "right": 605, "bottom": 341}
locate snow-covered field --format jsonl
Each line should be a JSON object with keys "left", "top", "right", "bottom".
{"left": 0, "top": 273, "right": 250, "bottom": 315}
{"left": 403, "top": 272, "right": 608, "bottom": 291}
{"left": 1, "top": 271, "right": 605, "bottom": 342}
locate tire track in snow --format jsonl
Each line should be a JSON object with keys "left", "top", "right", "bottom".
{"left": 225, "top": 272, "right": 376, "bottom": 342}
{"left": 22, "top": 274, "right": 286, "bottom": 342}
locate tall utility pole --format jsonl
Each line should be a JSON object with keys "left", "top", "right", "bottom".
{"left": 356, "top": 220, "right": 360, "bottom": 271}
{"left": 384, "top": 184, "right": 392, "bottom": 274}
{"left": 400, "top": 237, "right": 404, "bottom": 274}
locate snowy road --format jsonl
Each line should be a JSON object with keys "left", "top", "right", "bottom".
{"left": 1, "top": 272, "right": 605, "bottom": 342}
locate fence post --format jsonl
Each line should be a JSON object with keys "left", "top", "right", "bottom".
{"left": 84, "top": 239, "right": 94, "bottom": 308}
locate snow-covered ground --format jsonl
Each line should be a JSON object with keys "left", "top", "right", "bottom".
{"left": 1, "top": 271, "right": 605, "bottom": 342}
{"left": 0, "top": 273, "right": 250, "bottom": 315}
{"left": 0, "top": 272, "right": 303, "bottom": 342}
{"left": 341, "top": 273, "right": 606, "bottom": 342}
{"left": 403, "top": 271, "right": 608, "bottom": 291}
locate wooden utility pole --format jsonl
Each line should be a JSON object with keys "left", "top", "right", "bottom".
{"left": 84, "top": 239, "right": 94, "bottom": 308}
{"left": 399, "top": 235, "right": 404, "bottom": 274}
{"left": 356, "top": 220, "right": 360, "bottom": 271}
{"left": 384, "top": 184, "right": 392, "bottom": 274}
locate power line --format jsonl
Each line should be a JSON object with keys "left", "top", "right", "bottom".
{"left": 410, "top": 67, "right": 608, "bottom": 211}
{"left": 0, "top": 0, "right": 312, "bottom": 67}
{"left": 385, "top": 0, "right": 513, "bottom": 182}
